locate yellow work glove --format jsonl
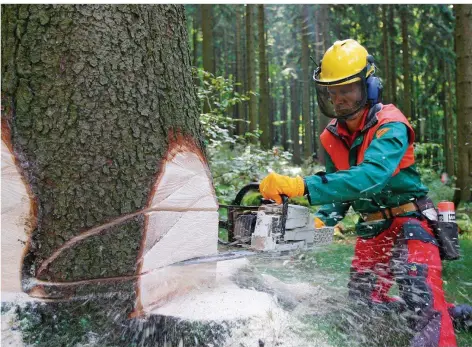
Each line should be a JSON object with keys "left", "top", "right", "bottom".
{"left": 259, "top": 172, "right": 305, "bottom": 204}
{"left": 314, "top": 217, "right": 325, "bottom": 229}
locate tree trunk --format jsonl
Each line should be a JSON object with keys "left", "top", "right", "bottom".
{"left": 201, "top": 5, "right": 214, "bottom": 75}
{"left": 281, "top": 79, "right": 289, "bottom": 151}
{"left": 382, "top": 5, "right": 390, "bottom": 103}
{"left": 388, "top": 5, "right": 397, "bottom": 104}
{"left": 291, "top": 78, "right": 301, "bottom": 165}
{"left": 1, "top": 4, "right": 219, "bottom": 344}
{"left": 192, "top": 7, "right": 199, "bottom": 68}
{"left": 401, "top": 5, "right": 412, "bottom": 118}
{"left": 270, "top": 95, "right": 276, "bottom": 147}
{"left": 315, "top": 5, "right": 331, "bottom": 165}
{"left": 443, "top": 62, "right": 455, "bottom": 178}
{"left": 246, "top": 5, "right": 257, "bottom": 143}
{"left": 235, "top": 5, "right": 245, "bottom": 136}
{"left": 301, "top": 4, "right": 312, "bottom": 159}
{"left": 258, "top": 4, "right": 270, "bottom": 149}
{"left": 454, "top": 4, "right": 472, "bottom": 205}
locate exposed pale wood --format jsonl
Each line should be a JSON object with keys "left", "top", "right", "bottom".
{"left": 141, "top": 211, "right": 217, "bottom": 271}
{"left": 134, "top": 262, "right": 217, "bottom": 316}
{"left": 1, "top": 138, "right": 34, "bottom": 292}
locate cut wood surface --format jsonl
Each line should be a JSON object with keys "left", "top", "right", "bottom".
{"left": 1, "top": 125, "right": 36, "bottom": 293}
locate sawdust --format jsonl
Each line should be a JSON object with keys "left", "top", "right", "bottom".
{"left": 1, "top": 302, "right": 26, "bottom": 347}
{"left": 152, "top": 282, "right": 334, "bottom": 347}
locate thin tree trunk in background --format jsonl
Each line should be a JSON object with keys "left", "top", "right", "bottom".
{"left": 201, "top": 5, "right": 214, "bottom": 74}
{"left": 312, "top": 78, "right": 318, "bottom": 159}
{"left": 316, "top": 5, "right": 331, "bottom": 165}
{"left": 193, "top": 7, "right": 199, "bottom": 67}
{"left": 281, "top": 79, "right": 288, "bottom": 151}
{"left": 424, "top": 68, "right": 431, "bottom": 143}
{"left": 258, "top": 4, "right": 270, "bottom": 149}
{"left": 454, "top": 4, "right": 472, "bottom": 205}
{"left": 413, "top": 73, "right": 422, "bottom": 140}
{"left": 270, "top": 96, "right": 276, "bottom": 147}
{"left": 201, "top": 4, "right": 214, "bottom": 115}
{"left": 291, "top": 78, "right": 301, "bottom": 165}
{"left": 389, "top": 5, "right": 397, "bottom": 104}
{"left": 301, "top": 4, "right": 312, "bottom": 159}
{"left": 1, "top": 4, "right": 218, "bottom": 344}
{"left": 192, "top": 7, "right": 201, "bottom": 89}
{"left": 220, "top": 21, "right": 225, "bottom": 77}
{"left": 235, "top": 5, "right": 246, "bottom": 136}
{"left": 444, "top": 62, "right": 455, "bottom": 177}
{"left": 382, "top": 5, "right": 390, "bottom": 103}
{"left": 246, "top": 5, "right": 257, "bottom": 143}
{"left": 401, "top": 5, "right": 412, "bottom": 119}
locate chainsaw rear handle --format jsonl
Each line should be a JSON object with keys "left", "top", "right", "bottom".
{"left": 232, "top": 183, "right": 289, "bottom": 207}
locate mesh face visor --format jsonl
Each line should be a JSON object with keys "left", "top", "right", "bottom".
{"left": 315, "top": 81, "right": 367, "bottom": 120}
{"left": 314, "top": 67, "right": 368, "bottom": 120}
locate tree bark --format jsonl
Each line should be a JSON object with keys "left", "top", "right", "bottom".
{"left": 258, "top": 5, "right": 270, "bottom": 149}
{"left": 401, "top": 5, "right": 412, "bottom": 119}
{"left": 301, "top": 5, "right": 312, "bottom": 159}
{"left": 246, "top": 5, "right": 257, "bottom": 143}
{"left": 291, "top": 78, "right": 301, "bottom": 165}
{"left": 192, "top": 7, "right": 199, "bottom": 68}
{"left": 454, "top": 4, "right": 472, "bottom": 205}
{"left": 444, "top": 62, "right": 455, "bottom": 177}
{"left": 382, "top": 5, "right": 390, "bottom": 103}
{"left": 235, "top": 5, "right": 245, "bottom": 136}
{"left": 1, "top": 4, "right": 218, "bottom": 344}
{"left": 400, "top": 5, "right": 412, "bottom": 121}
{"left": 281, "top": 79, "right": 288, "bottom": 151}
{"left": 201, "top": 5, "right": 214, "bottom": 75}
{"left": 315, "top": 5, "right": 331, "bottom": 165}
{"left": 388, "top": 5, "right": 397, "bottom": 104}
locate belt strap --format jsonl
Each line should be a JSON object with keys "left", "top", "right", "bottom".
{"left": 363, "top": 202, "right": 419, "bottom": 222}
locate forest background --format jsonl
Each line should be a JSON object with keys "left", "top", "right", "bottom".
{"left": 184, "top": 4, "right": 472, "bottom": 233}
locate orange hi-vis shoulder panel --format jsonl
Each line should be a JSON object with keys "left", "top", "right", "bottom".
{"left": 320, "top": 104, "right": 415, "bottom": 176}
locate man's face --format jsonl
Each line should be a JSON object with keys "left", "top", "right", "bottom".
{"left": 327, "top": 81, "right": 363, "bottom": 117}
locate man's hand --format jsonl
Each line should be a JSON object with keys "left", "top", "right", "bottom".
{"left": 259, "top": 172, "right": 305, "bottom": 204}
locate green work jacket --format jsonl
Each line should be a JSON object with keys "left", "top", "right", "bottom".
{"left": 307, "top": 104, "right": 429, "bottom": 238}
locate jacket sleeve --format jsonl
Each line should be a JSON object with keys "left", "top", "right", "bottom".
{"left": 313, "top": 150, "right": 351, "bottom": 226}
{"left": 305, "top": 122, "right": 409, "bottom": 206}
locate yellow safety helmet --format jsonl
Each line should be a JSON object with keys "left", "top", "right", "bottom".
{"left": 313, "top": 39, "right": 382, "bottom": 120}
{"left": 314, "top": 39, "right": 375, "bottom": 86}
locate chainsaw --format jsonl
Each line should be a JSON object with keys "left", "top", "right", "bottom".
{"left": 218, "top": 183, "right": 319, "bottom": 252}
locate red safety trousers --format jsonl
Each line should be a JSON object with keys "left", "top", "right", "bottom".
{"left": 348, "top": 216, "right": 457, "bottom": 347}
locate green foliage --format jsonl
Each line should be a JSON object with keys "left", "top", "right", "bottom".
{"left": 457, "top": 202, "right": 472, "bottom": 232}
{"left": 195, "top": 68, "right": 315, "bottom": 204}
{"left": 195, "top": 68, "right": 249, "bottom": 145}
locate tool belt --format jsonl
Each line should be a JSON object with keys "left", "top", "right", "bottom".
{"left": 362, "top": 202, "right": 419, "bottom": 222}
